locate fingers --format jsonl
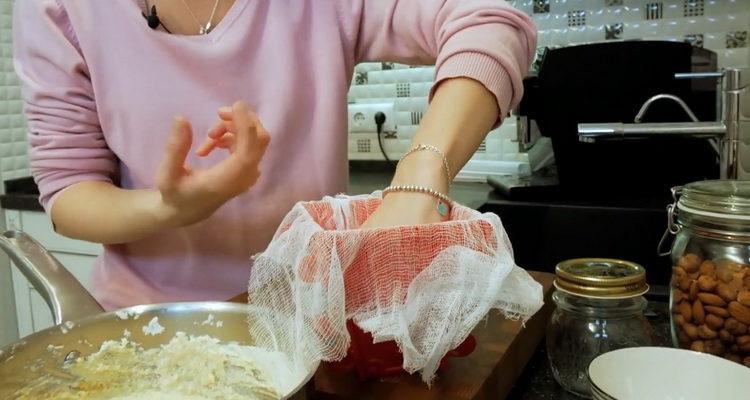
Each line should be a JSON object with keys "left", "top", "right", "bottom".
{"left": 207, "top": 121, "right": 227, "bottom": 139}
{"left": 195, "top": 133, "right": 237, "bottom": 157}
{"left": 157, "top": 117, "right": 193, "bottom": 188}
{"left": 195, "top": 138, "right": 217, "bottom": 157}
{"left": 200, "top": 101, "right": 270, "bottom": 166}
{"left": 218, "top": 106, "right": 232, "bottom": 121}
{"left": 206, "top": 120, "right": 236, "bottom": 139}
{"left": 231, "top": 101, "right": 256, "bottom": 155}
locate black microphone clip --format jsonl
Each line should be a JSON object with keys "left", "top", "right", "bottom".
{"left": 143, "top": 5, "right": 161, "bottom": 29}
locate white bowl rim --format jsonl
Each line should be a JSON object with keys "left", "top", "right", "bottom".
{"left": 587, "top": 346, "right": 750, "bottom": 399}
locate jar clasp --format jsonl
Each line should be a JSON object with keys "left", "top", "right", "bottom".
{"left": 657, "top": 186, "right": 683, "bottom": 256}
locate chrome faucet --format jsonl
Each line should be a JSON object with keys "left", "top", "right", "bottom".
{"left": 577, "top": 68, "right": 749, "bottom": 179}
{"left": 633, "top": 94, "right": 700, "bottom": 123}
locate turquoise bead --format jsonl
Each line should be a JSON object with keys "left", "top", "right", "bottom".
{"left": 437, "top": 202, "right": 449, "bottom": 216}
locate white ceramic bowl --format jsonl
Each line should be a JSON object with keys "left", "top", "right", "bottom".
{"left": 588, "top": 347, "right": 750, "bottom": 400}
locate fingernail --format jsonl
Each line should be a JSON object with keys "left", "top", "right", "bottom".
{"left": 219, "top": 107, "right": 231, "bottom": 113}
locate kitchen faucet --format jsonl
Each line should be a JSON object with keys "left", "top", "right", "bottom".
{"left": 577, "top": 68, "right": 749, "bottom": 179}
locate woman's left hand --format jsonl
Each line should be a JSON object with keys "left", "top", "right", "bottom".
{"left": 361, "top": 191, "right": 444, "bottom": 229}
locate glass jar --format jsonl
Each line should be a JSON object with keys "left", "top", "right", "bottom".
{"left": 666, "top": 180, "right": 750, "bottom": 367}
{"left": 547, "top": 258, "right": 656, "bottom": 398}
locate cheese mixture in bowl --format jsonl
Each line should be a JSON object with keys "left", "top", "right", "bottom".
{"left": 14, "top": 332, "right": 298, "bottom": 400}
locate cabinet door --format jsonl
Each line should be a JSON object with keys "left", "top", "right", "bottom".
{"left": 5, "top": 210, "right": 33, "bottom": 338}
{"left": 29, "top": 288, "right": 54, "bottom": 332}
{"left": 49, "top": 252, "right": 98, "bottom": 291}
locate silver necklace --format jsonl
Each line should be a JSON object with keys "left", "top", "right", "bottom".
{"left": 180, "top": 0, "right": 221, "bottom": 35}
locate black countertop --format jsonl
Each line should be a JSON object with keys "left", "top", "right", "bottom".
{"left": 0, "top": 176, "right": 44, "bottom": 212}
{"left": 2, "top": 165, "right": 676, "bottom": 399}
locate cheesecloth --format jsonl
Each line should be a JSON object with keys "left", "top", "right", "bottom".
{"left": 246, "top": 192, "right": 544, "bottom": 383}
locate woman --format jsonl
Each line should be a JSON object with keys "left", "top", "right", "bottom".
{"left": 12, "top": 0, "right": 535, "bottom": 310}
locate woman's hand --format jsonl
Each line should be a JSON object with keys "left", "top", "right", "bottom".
{"left": 362, "top": 151, "right": 448, "bottom": 229}
{"left": 154, "top": 101, "right": 270, "bottom": 228}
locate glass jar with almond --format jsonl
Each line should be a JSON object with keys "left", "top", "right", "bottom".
{"left": 666, "top": 180, "right": 750, "bottom": 367}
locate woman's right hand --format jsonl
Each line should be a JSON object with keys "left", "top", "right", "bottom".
{"left": 154, "top": 101, "right": 270, "bottom": 228}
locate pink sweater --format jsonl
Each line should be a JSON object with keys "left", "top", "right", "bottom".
{"left": 13, "top": 0, "right": 535, "bottom": 310}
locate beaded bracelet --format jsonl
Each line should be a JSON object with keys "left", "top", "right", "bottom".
{"left": 382, "top": 185, "right": 452, "bottom": 216}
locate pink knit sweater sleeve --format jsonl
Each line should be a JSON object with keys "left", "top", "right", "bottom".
{"left": 12, "top": 0, "right": 116, "bottom": 211}
{"left": 336, "top": 0, "right": 536, "bottom": 115}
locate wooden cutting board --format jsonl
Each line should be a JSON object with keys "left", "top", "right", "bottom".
{"left": 230, "top": 271, "right": 556, "bottom": 400}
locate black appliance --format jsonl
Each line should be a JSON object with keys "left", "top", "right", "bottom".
{"left": 518, "top": 41, "right": 719, "bottom": 200}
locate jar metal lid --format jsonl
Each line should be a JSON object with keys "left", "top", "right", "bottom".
{"left": 678, "top": 180, "right": 750, "bottom": 220}
{"left": 554, "top": 258, "right": 649, "bottom": 299}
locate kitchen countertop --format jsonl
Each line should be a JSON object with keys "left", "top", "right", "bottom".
{"left": 506, "top": 299, "right": 672, "bottom": 399}
{"left": 0, "top": 177, "right": 44, "bottom": 212}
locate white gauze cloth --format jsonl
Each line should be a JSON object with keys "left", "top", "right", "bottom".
{"left": 246, "top": 192, "right": 544, "bottom": 383}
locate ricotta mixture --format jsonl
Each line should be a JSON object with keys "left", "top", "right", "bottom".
{"left": 14, "top": 333, "right": 300, "bottom": 400}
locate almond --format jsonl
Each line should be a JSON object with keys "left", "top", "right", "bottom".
{"left": 693, "top": 300, "right": 706, "bottom": 324}
{"left": 730, "top": 272, "right": 746, "bottom": 292}
{"left": 719, "top": 329, "right": 734, "bottom": 343}
{"left": 706, "top": 305, "right": 730, "bottom": 318}
{"left": 705, "top": 339, "right": 725, "bottom": 355}
{"left": 737, "top": 335, "right": 750, "bottom": 352}
{"left": 679, "top": 254, "right": 702, "bottom": 273}
{"left": 679, "top": 275, "right": 692, "bottom": 292}
{"left": 673, "top": 289, "right": 687, "bottom": 304}
{"left": 744, "top": 356, "right": 750, "bottom": 368}
{"left": 705, "top": 313, "right": 724, "bottom": 330}
{"left": 717, "top": 283, "right": 739, "bottom": 303}
{"left": 683, "top": 323, "right": 699, "bottom": 340}
{"left": 674, "top": 314, "right": 686, "bottom": 326}
{"left": 698, "top": 324, "right": 718, "bottom": 339}
{"left": 744, "top": 276, "right": 750, "bottom": 288}
{"left": 703, "top": 306, "right": 729, "bottom": 318}
{"left": 699, "top": 260, "right": 716, "bottom": 277}
{"left": 728, "top": 301, "right": 750, "bottom": 325}
{"left": 732, "top": 344, "right": 740, "bottom": 353}
{"left": 726, "top": 318, "right": 748, "bottom": 336}
{"left": 726, "top": 354, "right": 742, "bottom": 364}
{"left": 689, "top": 281, "right": 699, "bottom": 301}
{"left": 678, "top": 301, "right": 693, "bottom": 322}
{"left": 725, "top": 318, "right": 741, "bottom": 334}
{"left": 673, "top": 267, "right": 687, "bottom": 288}
{"left": 698, "top": 293, "right": 727, "bottom": 307}
{"left": 716, "top": 261, "right": 742, "bottom": 283}
{"left": 690, "top": 340, "right": 706, "bottom": 353}
{"left": 678, "top": 330, "right": 691, "bottom": 346}
{"left": 738, "top": 290, "right": 750, "bottom": 307}
{"left": 697, "top": 275, "right": 718, "bottom": 292}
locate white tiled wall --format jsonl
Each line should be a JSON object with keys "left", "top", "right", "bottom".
{"left": 0, "top": 0, "right": 19, "bottom": 347}
{"left": 514, "top": 0, "right": 750, "bottom": 70}
{"left": 346, "top": 63, "right": 521, "bottom": 166}
{"left": 0, "top": 0, "right": 29, "bottom": 187}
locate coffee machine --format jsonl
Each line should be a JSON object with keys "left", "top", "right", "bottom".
{"left": 506, "top": 41, "right": 730, "bottom": 200}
